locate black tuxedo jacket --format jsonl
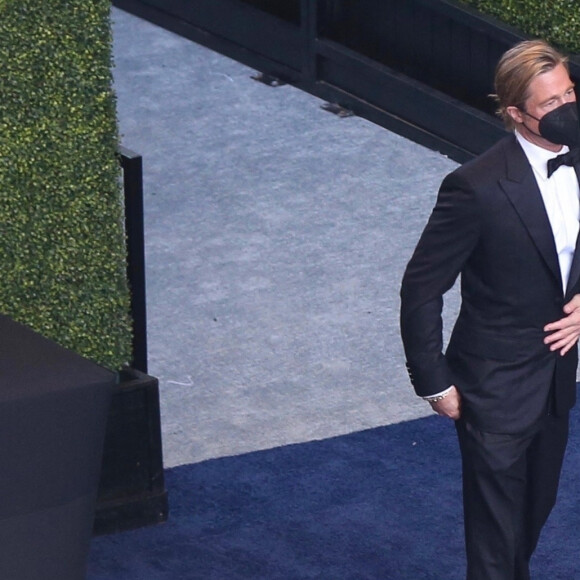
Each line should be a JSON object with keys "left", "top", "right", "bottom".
{"left": 400, "top": 134, "right": 579, "bottom": 433}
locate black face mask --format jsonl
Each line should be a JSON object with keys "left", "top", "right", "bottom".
{"left": 521, "top": 101, "right": 580, "bottom": 148}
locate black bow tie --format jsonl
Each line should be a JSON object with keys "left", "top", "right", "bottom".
{"left": 547, "top": 148, "right": 580, "bottom": 177}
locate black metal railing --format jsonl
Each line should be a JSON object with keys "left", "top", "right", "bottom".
{"left": 111, "top": 0, "right": 579, "bottom": 162}
{"left": 119, "top": 147, "right": 147, "bottom": 374}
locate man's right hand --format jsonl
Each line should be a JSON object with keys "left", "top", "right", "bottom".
{"left": 429, "top": 385, "right": 461, "bottom": 420}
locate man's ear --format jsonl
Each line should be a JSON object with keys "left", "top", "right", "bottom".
{"left": 506, "top": 105, "right": 524, "bottom": 126}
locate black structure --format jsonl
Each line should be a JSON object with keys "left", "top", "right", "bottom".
{"left": 120, "top": 147, "right": 148, "bottom": 374}
{"left": 0, "top": 315, "right": 113, "bottom": 579}
{"left": 94, "top": 368, "right": 168, "bottom": 535}
{"left": 113, "top": 0, "right": 580, "bottom": 162}
{"left": 93, "top": 148, "right": 168, "bottom": 535}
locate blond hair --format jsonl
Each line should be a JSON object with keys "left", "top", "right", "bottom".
{"left": 493, "top": 40, "right": 568, "bottom": 130}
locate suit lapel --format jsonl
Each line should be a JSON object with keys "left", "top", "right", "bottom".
{"left": 498, "top": 136, "right": 562, "bottom": 291}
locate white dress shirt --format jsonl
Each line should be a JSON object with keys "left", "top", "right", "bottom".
{"left": 424, "top": 132, "right": 580, "bottom": 402}
{"left": 516, "top": 130, "right": 580, "bottom": 293}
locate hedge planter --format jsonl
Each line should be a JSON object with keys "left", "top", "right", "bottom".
{"left": 1, "top": 2, "right": 167, "bottom": 540}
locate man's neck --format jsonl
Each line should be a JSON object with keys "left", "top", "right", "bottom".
{"left": 515, "top": 124, "right": 563, "bottom": 153}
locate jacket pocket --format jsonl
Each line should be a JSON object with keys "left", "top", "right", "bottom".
{"left": 446, "top": 328, "right": 534, "bottom": 362}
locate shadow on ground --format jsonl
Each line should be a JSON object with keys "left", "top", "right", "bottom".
{"left": 89, "top": 408, "right": 580, "bottom": 580}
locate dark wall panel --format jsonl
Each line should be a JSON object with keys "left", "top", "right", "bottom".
{"left": 316, "top": 40, "right": 504, "bottom": 159}
{"left": 114, "top": 0, "right": 580, "bottom": 161}
{"left": 119, "top": 0, "right": 303, "bottom": 72}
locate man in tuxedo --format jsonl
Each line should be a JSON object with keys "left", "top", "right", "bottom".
{"left": 400, "top": 40, "right": 580, "bottom": 579}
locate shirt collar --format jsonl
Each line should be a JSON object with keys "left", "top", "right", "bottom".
{"left": 515, "top": 130, "right": 569, "bottom": 181}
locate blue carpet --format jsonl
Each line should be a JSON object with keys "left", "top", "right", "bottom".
{"left": 88, "top": 409, "right": 580, "bottom": 579}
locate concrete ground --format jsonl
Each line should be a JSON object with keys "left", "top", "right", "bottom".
{"left": 111, "top": 7, "right": 460, "bottom": 469}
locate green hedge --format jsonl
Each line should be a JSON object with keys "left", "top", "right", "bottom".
{"left": 459, "top": 0, "right": 580, "bottom": 55}
{"left": 0, "top": 1, "right": 133, "bottom": 370}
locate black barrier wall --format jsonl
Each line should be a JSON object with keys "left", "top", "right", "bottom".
{"left": 112, "top": 0, "right": 580, "bottom": 161}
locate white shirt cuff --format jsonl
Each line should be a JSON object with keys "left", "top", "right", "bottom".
{"left": 422, "top": 386, "right": 454, "bottom": 401}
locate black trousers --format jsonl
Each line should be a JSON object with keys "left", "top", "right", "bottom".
{"left": 455, "top": 412, "right": 569, "bottom": 580}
